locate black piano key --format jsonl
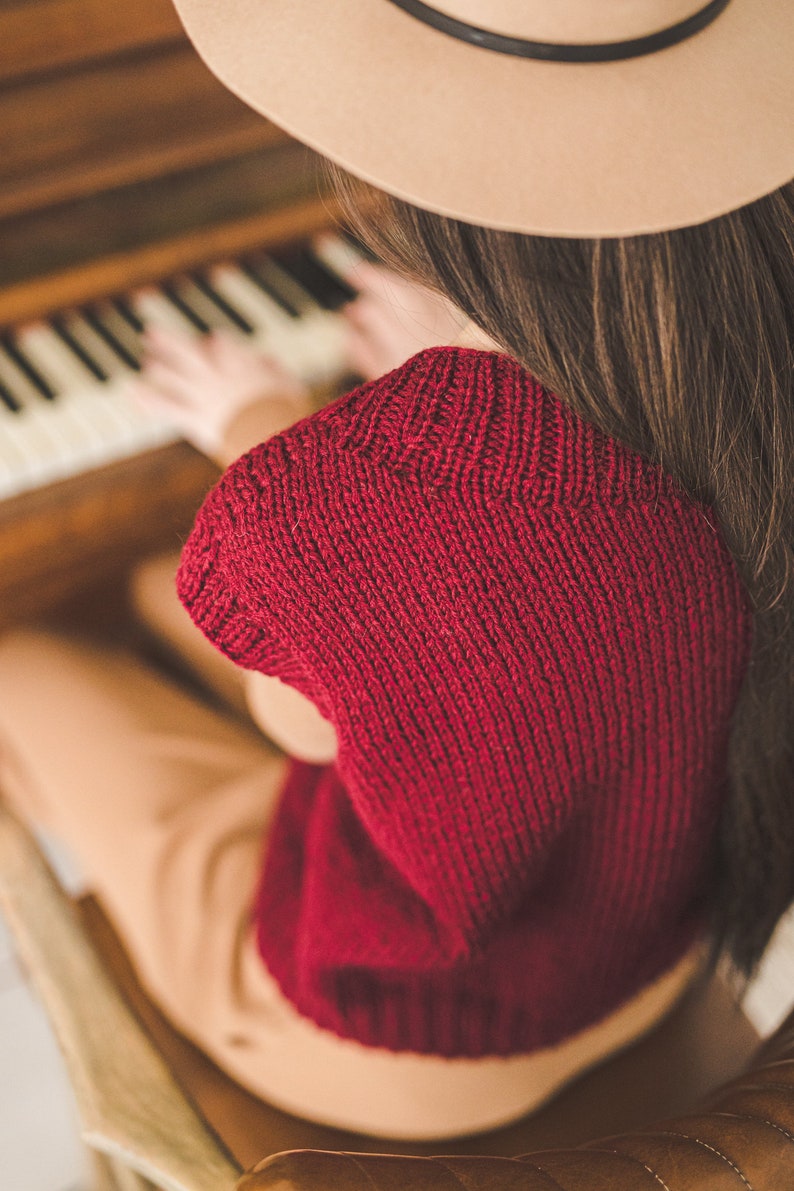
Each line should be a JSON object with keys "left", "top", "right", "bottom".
{"left": 192, "top": 275, "right": 254, "bottom": 335}
{"left": 83, "top": 309, "right": 142, "bottom": 371}
{"left": 2, "top": 335, "right": 57, "bottom": 400}
{"left": 0, "top": 374, "right": 21, "bottom": 413}
{"left": 161, "top": 283, "right": 212, "bottom": 335}
{"left": 276, "top": 247, "right": 358, "bottom": 311}
{"left": 113, "top": 297, "right": 146, "bottom": 335}
{"left": 52, "top": 318, "right": 109, "bottom": 383}
{"left": 241, "top": 259, "right": 302, "bottom": 319}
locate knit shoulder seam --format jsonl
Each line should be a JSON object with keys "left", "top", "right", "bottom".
{"left": 280, "top": 411, "right": 691, "bottom": 512}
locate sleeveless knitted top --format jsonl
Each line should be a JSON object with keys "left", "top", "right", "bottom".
{"left": 177, "top": 347, "right": 751, "bottom": 1057}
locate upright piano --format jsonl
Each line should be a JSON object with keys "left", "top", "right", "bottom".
{"left": 0, "top": 0, "right": 356, "bottom": 628}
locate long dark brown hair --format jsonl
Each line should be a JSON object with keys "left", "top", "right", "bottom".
{"left": 330, "top": 167, "right": 794, "bottom": 978}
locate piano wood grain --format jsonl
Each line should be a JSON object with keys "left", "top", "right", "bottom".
{"left": 0, "top": 0, "right": 346, "bottom": 627}
{"left": 0, "top": 442, "right": 218, "bottom": 628}
{"left": 0, "top": 0, "right": 183, "bottom": 84}
{"left": 0, "top": 40, "right": 287, "bottom": 222}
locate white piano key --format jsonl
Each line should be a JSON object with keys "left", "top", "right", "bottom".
{"left": 0, "top": 352, "right": 100, "bottom": 476}
{"left": 0, "top": 241, "right": 357, "bottom": 502}
{"left": 1, "top": 403, "right": 72, "bottom": 482}
{"left": 209, "top": 265, "right": 293, "bottom": 334}
{"left": 0, "top": 343, "right": 45, "bottom": 411}
{"left": 0, "top": 401, "right": 28, "bottom": 490}
{"left": 89, "top": 304, "right": 144, "bottom": 365}
{"left": 12, "top": 323, "right": 142, "bottom": 468}
{"left": 248, "top": 256, "right": 313, "bottom": 317}
{"left": 206, "top": 266, "right": 311, "bottom": 373}
{"left": 59, "top": 312, "right": 134, "bottom": 380}
{"left": 169, "top": 277, "right": 240, "bottom": 334}
{"left": 17, "top": 323, "right": 98, "bottom": 393}
{"left": 311, "top": 233, "right": 367, "bottom": 281}
{"left": 3, "top": 334, "right": 58, "bottom": 400}
{"left": 193, "top": 275, "right": 254, "bottom": 334}
{"left": 129, "top": 288, "right": 200, "bottom": 337}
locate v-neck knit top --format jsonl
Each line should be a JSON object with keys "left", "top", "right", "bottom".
{"left": 177, "top": 346, "right": 751, "bottom": 1058}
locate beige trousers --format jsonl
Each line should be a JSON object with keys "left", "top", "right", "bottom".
{"left": 0, "top": 556, "right": 702, "bottom": 1139}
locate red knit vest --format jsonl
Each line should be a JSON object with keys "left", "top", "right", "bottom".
{"left": 178, "top": 347, "right": 751, "bottom": 1057}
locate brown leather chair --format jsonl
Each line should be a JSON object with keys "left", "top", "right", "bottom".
{"left": 2, "top": 795, "right": 792, "bottom": 1191}
{"left": 238, "top": 1012, "right": 794, "bottom": 1190}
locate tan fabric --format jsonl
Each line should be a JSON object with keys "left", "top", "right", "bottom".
{"left": 171, "top": 0, "right": 793, "bottom": 235}
{"left": 0, "top": 628, "right": 702, "bottom": 1139}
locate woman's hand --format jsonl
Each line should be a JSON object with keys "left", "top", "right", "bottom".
{"left": 129, "top": 326, "right": 313, "bottom": 465}
{"left": 338, "top": 256, "right": 480, "bottom": 381}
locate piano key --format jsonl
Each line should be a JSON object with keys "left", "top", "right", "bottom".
{"left": 213, "top": 263, "right": 338, "bottom": 382}
{"left": 130, "top": 288, "right": 200, "bottom": 336}
{"left": 90, "top": 303, "right": 144, "bottom": 364}
{"left": 0, "top": 342, "right": 110, "bottom": 461}
{"left": 0, "top": 353, "right": 32, "bottom": 485}
{"left": 277, "top": 246, "right": 358, "bottom": 311}
{"left": 83, "top": 308, "right": 141, "bottom": 371}
{"left": 114, "top": 297, "right": 146, "bottom": 334}
{"left": 0, "top": 352, "right": 74, "bottom": 482}
{"left": 0, "top": 342, "right": 51, "bottom": 410}
{"left": 160, "top": 281, "right": 213, "bottom": 334}
{"left": 53, "top": 318, "right": 109, "bottom": 382}
{"left": 170, "top": 276, "right": 240, "bottom": 334}
{"left": 58, "top": 312, "right": 134, "bottom": 381}
{"left": 0, "top": 376, "right": 20, "bottom": 414}
{"left": 205, "top": 264, "right": 311, "bottom": 372}
{"left": 311, "top": 234, "right": 367, "bottom": 281}
{"left": 0, "top": 349, "right": 175, "bottom": 500}
{"left": 189, "top": 275, "right": 252, "bottom": 335}
{"left": 208, "top": 264, "right": 294, "bottom": 336}
{"left": 0, "top": 236, "right": 361, "bottom": 502}
{"left": 18, "top": 322, "right": 100, "bottom": 393}
{"left": 3, "top": 334, "right": 57, "bottom": 400}
{"left": 242, "top": 256, "right": 306, "bottom": 318}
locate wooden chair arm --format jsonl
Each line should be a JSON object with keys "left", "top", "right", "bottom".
{"left": 0, "top": 801, "right": 241, "bottom": 1191}
{"left": 239, "top": 1010, "right": 794, "bottom": 1191}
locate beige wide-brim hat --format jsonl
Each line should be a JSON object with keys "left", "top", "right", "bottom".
{"left": 172, "top": 0, "right": 793, "bottom": 236}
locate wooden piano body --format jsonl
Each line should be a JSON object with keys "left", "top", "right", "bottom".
{"left": 0, "top": 0, "right": 342, "bottom": 628}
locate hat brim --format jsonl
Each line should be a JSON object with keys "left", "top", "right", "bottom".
{"left": 172, "top": 0, "right": 793, "bottom": 236}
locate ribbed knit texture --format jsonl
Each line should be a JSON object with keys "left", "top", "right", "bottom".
{"left": 177, "top": 347, "right": 751, "bottom": 1058}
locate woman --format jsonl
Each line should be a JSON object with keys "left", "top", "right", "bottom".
{"left": 0, "top": 0, "right": 791, "bottom": 1140}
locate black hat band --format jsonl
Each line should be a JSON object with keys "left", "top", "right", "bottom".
{"left": 385, "top": 0, "right": 732, "bottom": 62}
